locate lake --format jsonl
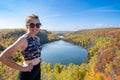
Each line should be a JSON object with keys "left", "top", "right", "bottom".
{"left": 41, "top": 40, "right": 88, "bottom": 66}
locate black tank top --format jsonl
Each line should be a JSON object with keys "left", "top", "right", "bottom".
{"left": 21, "top": 35, "right": 42, "bottom": 60}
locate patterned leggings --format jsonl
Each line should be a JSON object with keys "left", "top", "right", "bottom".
{"left": 18, "top": 63, "right": 41, "bottom": 80}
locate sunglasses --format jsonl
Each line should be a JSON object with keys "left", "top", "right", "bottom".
{"left": 29, "top": 23, "right": 41, "bottom": 28}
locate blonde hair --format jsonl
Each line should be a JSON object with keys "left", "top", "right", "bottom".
{"left": 26, "top": 14, "right": 40, "bottom": 23}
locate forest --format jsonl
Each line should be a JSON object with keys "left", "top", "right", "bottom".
{"left": 0, "top": 28, "right": 120, "bottom": 80}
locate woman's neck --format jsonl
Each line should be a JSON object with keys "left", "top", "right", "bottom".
{"left": 26, "top": 32, "right": 35, "bottom": 37}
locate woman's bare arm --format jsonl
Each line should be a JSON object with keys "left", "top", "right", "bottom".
{"left": 0, "top": 36, "right": 33, "bottom": 72}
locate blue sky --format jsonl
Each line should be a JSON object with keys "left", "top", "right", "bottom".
{"left": 0, "top": 0, "right": 120, "bottom": 31}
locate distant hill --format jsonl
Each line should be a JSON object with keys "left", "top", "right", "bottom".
{"left": 0, "top": 29, "right": 56, "bottom": 51}
{"left": 63, "top": 28, "right": 120, "bottom": 80}
{"left": 51, "top": 31, "right": 74, "bottom": 34}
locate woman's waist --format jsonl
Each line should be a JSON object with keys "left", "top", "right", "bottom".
{"left": 23, "top": 57, "right": 41, "bottom": 66}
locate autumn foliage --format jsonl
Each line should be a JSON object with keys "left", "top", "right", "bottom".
{"left": 0, "top": 28, "right": 120, "bottom": 80}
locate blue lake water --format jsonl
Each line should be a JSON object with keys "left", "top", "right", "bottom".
{"left": 41, "top": 40, "right": 88, "bottom": 66}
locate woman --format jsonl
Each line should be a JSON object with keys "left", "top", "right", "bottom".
{"left": 0, "top": 14, "right": 42, "bottom": 80}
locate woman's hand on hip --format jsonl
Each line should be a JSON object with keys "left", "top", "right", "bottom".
{"left": 21, "top": 63, "right": 33, "bottom": 72}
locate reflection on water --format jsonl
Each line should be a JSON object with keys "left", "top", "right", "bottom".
{"left": 41, "top": 40, "right": 88, "bottom": 66}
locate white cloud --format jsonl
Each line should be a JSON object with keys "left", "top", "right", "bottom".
{"left": 87, "top": 6, "right": 120, "bottom": 13}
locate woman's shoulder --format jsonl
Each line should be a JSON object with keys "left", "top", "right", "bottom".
{"left": 21, "top": 34, "right": 28, "bottom": 38}
{"left": 17, "top": 34, "right": 28, "bottom": 43}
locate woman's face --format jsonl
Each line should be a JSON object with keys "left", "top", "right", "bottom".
{"left": 26, "top": 18, "right": 41, "bottom": 35}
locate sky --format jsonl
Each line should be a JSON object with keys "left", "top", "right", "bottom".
{"left": 0, "top": 0, "right": 120, "bottom": 31}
